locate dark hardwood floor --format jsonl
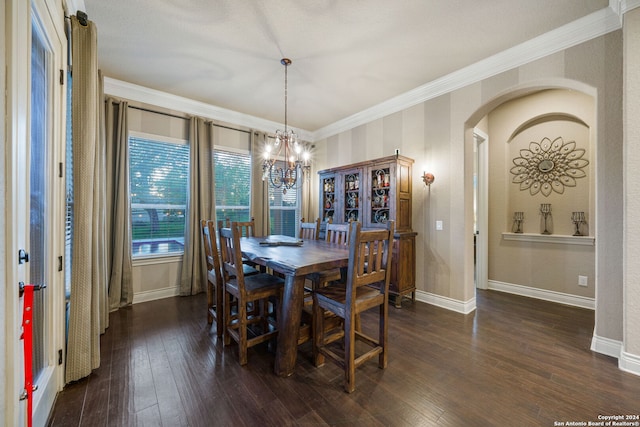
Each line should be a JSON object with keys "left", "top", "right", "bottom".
{"left": 48, "top": 290, "right": 640, "bottom": 426}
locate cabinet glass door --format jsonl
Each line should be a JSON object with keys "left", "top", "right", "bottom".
{"left": 321, "top": 176, "right": 336, "bottom": 222}
{"left": 370, "top": 167, "right": 391, "bottom": 226}
{"left": 343, "top": 172, "right": 361, "bottom": 222}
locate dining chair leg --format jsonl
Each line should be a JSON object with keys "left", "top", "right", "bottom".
{"left": 344, "top": 313, "right": 356, "bottom": 393}
{"left": 379, "top": 301, "right": 388, "bottom": 369}
{"left": 312, "top": 297, "right": 325, "bottom": 367}
{"left": 223, "top": 290, "right": 232, "bottom": 346}
{"left": 239, "top": 301, "right": 248, "bottom": 366}
{"left": 260, "top": 299, "right": 269, "bottom": 335}
{"left": 215, "top": 281, "right": 224, "bottom": 338}
{"left": 207, "top": 280, "right": 214, "bottom": 324}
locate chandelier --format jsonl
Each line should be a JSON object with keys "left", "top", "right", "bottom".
{"left": 262, "top": 58, "right": 310, "bottom": 194}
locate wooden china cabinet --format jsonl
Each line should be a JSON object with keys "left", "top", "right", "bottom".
{"left": 318, "top": 154, "right": 417, "bottom": 307}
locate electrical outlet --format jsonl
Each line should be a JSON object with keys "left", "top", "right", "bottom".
{"left": 578, "top": 275, "right": 588, "bottom": 287}
{"left": 436, "top": 220, "right": 443, "bottom": 231}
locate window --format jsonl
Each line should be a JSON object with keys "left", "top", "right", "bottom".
{"left": 129, "top": 134, "right": 189, "bottom": 257}
{"left": 64, "top": 70, "right": 73, "bottom": 297}
{"left": 214, "top": 148, "right": 251, "bottom": 223}
{"left": 268, "top": 160, "right": 301, "bottom": 237}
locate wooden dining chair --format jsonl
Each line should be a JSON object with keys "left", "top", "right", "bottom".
{"left": 220, "top": 216, "right": 264, "bottom": 271}
{"left": 317, "top": 217, "right": 332, "bottom": 240}
{"left": 299, "top": 218, "right": 320, "bottom": 240}
{"left": 232, "top": 217, "right": 256, "bottom": 237}
{"left": 312, "top": 220, "right": 394, "bottom": 393}
{"left": 219, "top": 222, "right": 284, "bottom": 366}
{"left": 299, "top": 221, "right": 352, "bottom": 345}
{"left": 326, "top": 222, "right": 350, "bottom": 245}
{"left": 306, "top": 222, "right": 351, "bottom": 291}
{"left": 201, "top": 220, "right": 225, "bottom": 337}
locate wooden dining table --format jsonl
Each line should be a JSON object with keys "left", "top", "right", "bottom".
{"left": 239, "top": 235, "right": 350, "bottom": 377}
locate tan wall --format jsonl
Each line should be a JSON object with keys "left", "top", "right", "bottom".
{"left": 312, "top": 31, "right": 623, "bottom": 341}
{"left": 487, "top": 90, "right": 595, "bottom": 298}
{"left": 624, "top": 8, "right": 640, "bottom": 357}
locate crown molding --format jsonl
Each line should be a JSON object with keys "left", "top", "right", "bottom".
{"left": 103, "top": 77, "right": 315, "bottom": 141}
{"left": 311, "top": 5, "right": 623, "bottom": 141}
{"left": 622, "top": 0, "right": 640, "bottom": 14}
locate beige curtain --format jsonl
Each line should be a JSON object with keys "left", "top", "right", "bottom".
{"left": 180, "top": 117, "right": 215, "bottom": 295}
{"left": 105, "top": 97, "right": 133, "bottom": 309}
{"left": 251, "top": 131, "right": 270, "bottom": 236}
{"left": 66, "top": 15, "right": 109, "bottom": 383}
{"left": 300, "top": 140, "right": 313, "bottom": 222}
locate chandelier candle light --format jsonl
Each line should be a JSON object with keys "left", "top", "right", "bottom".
{"left": 262, "top": 58, "right": 310, "bottom": 194}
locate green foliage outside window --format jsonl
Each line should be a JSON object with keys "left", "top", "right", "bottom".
{"left": 214, "top": 150, "right": 251, "bottom": 223}
{"left": 129, "top": 137, "right": 189, "bottom": 255}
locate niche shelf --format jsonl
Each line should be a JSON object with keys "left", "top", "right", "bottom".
{"left": 502, "top": 232, "right": 595, "bottom": 246}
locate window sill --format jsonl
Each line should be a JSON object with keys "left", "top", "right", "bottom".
{"left": 502, "top": 232, "right": 595, "bottom": 246}
{"left": 132, "top": 254, "right": 183, "bottom": 266}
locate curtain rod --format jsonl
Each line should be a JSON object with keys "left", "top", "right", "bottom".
{"left": 126, "top": 104, "right": 251, "bottom": 135}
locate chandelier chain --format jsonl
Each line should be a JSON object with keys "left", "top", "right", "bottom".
{"left": 284, "top": 59, "right": 288, "bottom": 132}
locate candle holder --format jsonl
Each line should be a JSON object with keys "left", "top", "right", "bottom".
{"left": 540, "top": 203, "right": 552, "bottom": 235}
{"left": 512, "top": 211, "right": 524, "bottom": 233}
{"left": 571, "top": 211, "right": 586, "bottom": 236}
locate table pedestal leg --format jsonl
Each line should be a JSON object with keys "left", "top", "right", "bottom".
{"left": 274, "top": 274, "right": 305, "bottom": 377}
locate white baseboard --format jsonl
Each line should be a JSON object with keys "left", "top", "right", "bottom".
{"left": 620, "top": 350, "right": 640, "bottom": 377}
{"left": 415, "top": 290, "right": 476, "bottom": 314}
{"left": 133, "top": 286, "right": 180, "bottom": 304}
{"left": 488, "top": 280, "right": 595, "bottom": 310}
{"left": 591, "top": 334, "right": 622, "bottom": 359}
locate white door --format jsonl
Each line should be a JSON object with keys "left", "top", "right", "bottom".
{"left": 4, "top": 0, "right": 67, "bottom": 425}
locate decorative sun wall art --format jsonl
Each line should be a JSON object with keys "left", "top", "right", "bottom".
{"left": 509, "top": 136, "right": 589, "bottom": 197}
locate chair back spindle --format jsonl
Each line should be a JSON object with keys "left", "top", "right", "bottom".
{"left": 299, "top": 218, "right": 321, "bottom": 240}
{"left": 325, "top": 222, "right": 350, "bottom": 245}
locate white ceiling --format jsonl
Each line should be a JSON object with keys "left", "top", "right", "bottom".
{"left": 85, "top": 0, "right": 609, "bottom": 134}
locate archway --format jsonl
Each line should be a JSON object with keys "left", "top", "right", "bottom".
{"left": 465, "top": 80, "right": 597, "bottom": 315}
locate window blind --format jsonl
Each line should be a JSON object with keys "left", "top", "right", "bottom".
{"left": 214, "top": 149, "right": 251, "bottom": 223}
{"left": 64, "top": 70, "right": 73, "bottom": 297}
{"left": 268, "top": 160, "right": 301, "bottom": 237}
{"left": 129, "top": 136, "right": 189, "bottom": 256}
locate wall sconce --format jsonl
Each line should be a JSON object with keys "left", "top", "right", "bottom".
{"left": 422, "top": 172, "right": 435, "bottom": 187}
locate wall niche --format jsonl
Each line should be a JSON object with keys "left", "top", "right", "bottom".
{"left": 487, "top": 89, "right": 595, "bottom": 299}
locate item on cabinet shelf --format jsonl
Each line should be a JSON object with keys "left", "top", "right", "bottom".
{"left": 374, "top": 170, "right": 386, "bottom": 188}
{"left": 512, "top": 211, "right": 524, "bottom": 233}
{"left": 540, "top": 204, "right": 552, "bottom": 235}
{"left": 347, "top": 193, "right": 357, "bottom": 208}
{"left": 374, "top": 210, "right": 389, "bottom": 224}
{"left": 571, "top": 211, "right": 586, "bottom": 236}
